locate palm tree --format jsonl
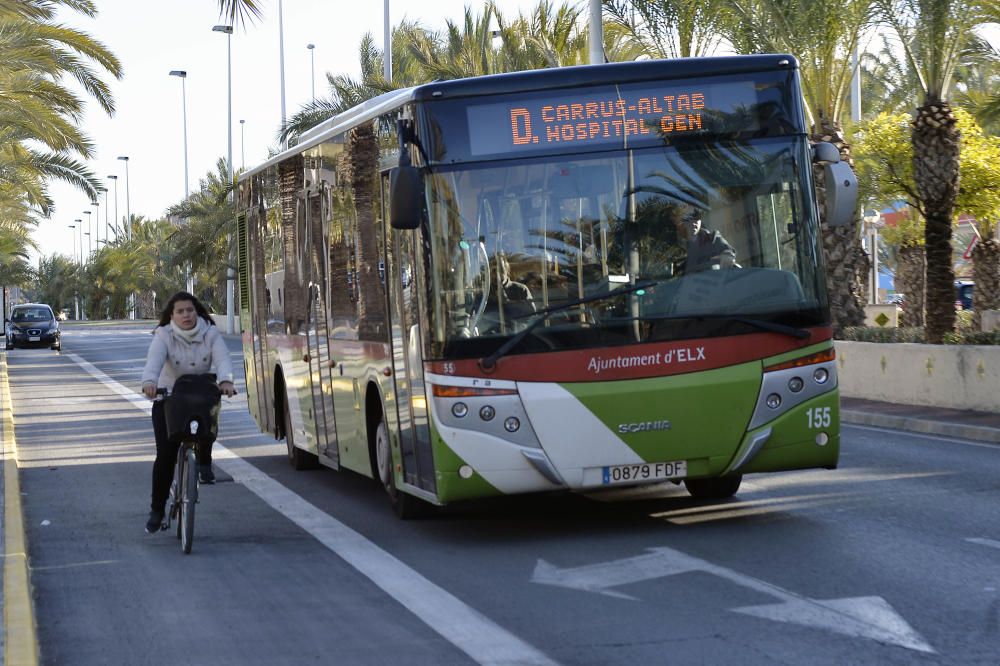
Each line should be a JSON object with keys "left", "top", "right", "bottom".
{"left": 603, "top": 0, "right": 732, "bottom": 58}
{"left": 952, "top": 36, "right": 1000, "bottom": 135}
{"left": 167, "top": 158, "right": 238, "bottom": 307}
{"left": 860, "top": 33, "right": 922, "bottom": 117}
{"left": 654, "top": 0, "right": 873, "bottom": 334}
{"left": 878, "top": 0, "right": 987, "bottom": 343}
{"left": 0, "top": 1, "right": 123, "bottom": 201}
{"left": 34, "top": 254, "right": 78, "bottom": 315}
{"left": 216, "top": 0, "right": 262, "bottom": 27}
{"left": 281, "top": 22, "right": 432, "bottom": 142}
{"left": 281, "top": 2, "right": 635, "bottom": 144}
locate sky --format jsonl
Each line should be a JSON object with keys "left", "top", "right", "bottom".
{"left": 39, "top": 0, "right": 543, "bottom": 262}
{"left": 34, "top": 2, "right": 1000, "bottom": 264}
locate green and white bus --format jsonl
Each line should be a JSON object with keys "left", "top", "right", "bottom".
{"left": 236, "top": 54, "right": 857, "bottom": 517}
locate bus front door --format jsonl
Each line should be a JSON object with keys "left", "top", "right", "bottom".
{"left": 386, "top": 193, "right": 436, "bottom": 494}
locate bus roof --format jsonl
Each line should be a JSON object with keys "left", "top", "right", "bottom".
{"left": 239, "top": 54, "right": 798, "bottom": 181}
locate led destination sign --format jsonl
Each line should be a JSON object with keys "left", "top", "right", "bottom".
{"left": 466, "top": 80, "right": 761, "bottom": 156}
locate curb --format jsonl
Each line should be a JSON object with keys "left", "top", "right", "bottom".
{"left": 1, "top": 353, "right": 40, "bottom": 664}
{"left": 842, "top": 409, "right": 1000, "bottom": 445}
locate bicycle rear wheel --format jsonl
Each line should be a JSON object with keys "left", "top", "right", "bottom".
{"left": 180, "top": 447, "right": 198, "bottom": 553}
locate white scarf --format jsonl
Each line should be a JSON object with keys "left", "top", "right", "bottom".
{"left": 170, "top": 317, "right": 207, "bottom": 342}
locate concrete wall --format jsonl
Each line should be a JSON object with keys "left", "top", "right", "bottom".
{"left": 835, "top": 341, "right": 1000, "bottom": 412}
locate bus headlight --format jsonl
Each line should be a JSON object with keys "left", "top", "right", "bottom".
{"left": 452, "top": 402, "right": 468, "bottom": 418}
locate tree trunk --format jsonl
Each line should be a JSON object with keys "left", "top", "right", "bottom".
{"left": 896, "top": 245, "right": 925, "bottom": 328}
{"left": 812, "top": 126, "right": 866, "bottom": 335}
{"left": 911, "top": 99, "right": 959, "bottom": 343}
{"left": 971, "top": 236, "right": 1000, "bottom": 330}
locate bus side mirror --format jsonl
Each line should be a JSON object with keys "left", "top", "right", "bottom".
{"left": 390, "top": 166, "right": 424, "bottom": 230}
{"left": 823, "top": 162, "right": 858, "bottom": 228}
{"left": 812, "top": 143, "right": 857, "bottom": 228}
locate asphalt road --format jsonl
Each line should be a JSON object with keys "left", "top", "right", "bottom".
{"left": 7, "top": 323, "right": 1000, "bottom": 665}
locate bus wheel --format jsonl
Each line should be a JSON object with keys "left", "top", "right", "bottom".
{"left": 375, "top": 418, "right": 427, "bottom": 519}
{"left": 684, "top": 474, "right": 742, "bottom": 499}
{"left": 283, "top": 388, "right": 318, "bottom": 470}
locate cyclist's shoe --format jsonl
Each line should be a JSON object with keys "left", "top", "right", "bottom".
{"left": 145, "top": 510, "right": 164, "bottom": 534}
{"left": 199, "top": 464, "right": 216, "bottom": 485}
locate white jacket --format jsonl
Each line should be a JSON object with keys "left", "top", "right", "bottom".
{"left": 140, "top": 320, "right": 235, "bottom": 391}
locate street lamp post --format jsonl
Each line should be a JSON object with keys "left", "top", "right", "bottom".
{"left": 213, "top": 23, "right": 236, "bottom": 333}
{"left": 67, "top": 223, "right": 76, "bottom": 259}
{"left": 117, "top": 156, "right": 130, "bottom": 240}
{"left": 90, "top": 199, "right": 100, "bottom": 246}
{"left": 107, "top": 175, "right": 119, "bottom": 239}
{"left": 117, "top": 156, "right": 133, "bottom": 318}
{"left": 169, "top": 70, "right": 193, "bottom": 294}
{"left": 73, "top": 219, "right": 83, "bottom": 264}
{"left": 588, "top": 0, "right": 602, "bottom": 64}
{"left": 383, "top": 0, "right": 391, "bottom": 81}
{"left": 98, "top": 189, "right": 108, "bottom": 244}
{"left": 278, "top": 0, "right": 287, "bottom": 140}
{"left": 863, "top": 209, "right": 881, "bottom": 304}
{"left": 68, "top": 224, "right": 80, "bottom": 320}
{"left": 307, "top": 43, "right": 315, "bottom": 103}
{"left": 240, "top": 119, "right": 245, "bottom": 169}
{"left": 82, "top": 211, "right": 93, "bottom": 256}
{"left": 168, "top": 71, "right": 189, "bottom": 201}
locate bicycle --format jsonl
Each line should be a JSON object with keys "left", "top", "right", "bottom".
{"left": 156, "top": 374, "right": 223, "bottom": 554}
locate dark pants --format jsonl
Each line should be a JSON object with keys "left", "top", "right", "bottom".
{"left": 150, "top": 400, "right": 213, "bottom": 512}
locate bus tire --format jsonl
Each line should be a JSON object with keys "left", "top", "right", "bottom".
{"left": 684, "top": 474, "right": 742, "bottom": 499}
{"left": 374, "top": 418, "right": 427, "bottom": 519}
{"left": 282, "top": 387, "right": 318, "bottom": 470}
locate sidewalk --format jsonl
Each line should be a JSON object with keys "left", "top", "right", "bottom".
{"left": 841, "top": 396, "right": 1000, "bottom": 444}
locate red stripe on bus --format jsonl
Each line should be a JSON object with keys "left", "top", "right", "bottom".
{"left": 426, "top": 327, "right": 831, "bottom": 382}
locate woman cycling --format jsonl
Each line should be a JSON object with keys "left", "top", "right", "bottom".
{"left": 141, "top": 291, "right": 237, "bottom": 534}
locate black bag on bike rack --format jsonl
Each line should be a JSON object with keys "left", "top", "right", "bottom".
{"left": 164, "top": 374, "right": 222, "bottom": 445}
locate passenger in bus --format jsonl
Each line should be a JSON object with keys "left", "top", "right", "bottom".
{"left": 671, "top": 205, "right": 736, "bottom": 273}
{"left": 141, "top": 291, "right": 237, "bottom": 534}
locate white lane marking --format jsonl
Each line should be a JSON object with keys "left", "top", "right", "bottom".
{"left": 67, "top": 352, "right": 559, "bottom": 666}
{"left": 843, "top": 423, "right": 1000, "bottom": 449}
{"left": 967, "top": 538, "right": 1000, "bottom": 550}
{"left": 533, "top": 548, "right": 935, "bottom": 653}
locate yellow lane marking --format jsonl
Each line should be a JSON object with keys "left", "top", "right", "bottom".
{"left": 2, "top": 353, "right": 40, "bottom": 664}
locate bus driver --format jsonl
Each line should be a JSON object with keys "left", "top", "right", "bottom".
{"left": 672, "top": 205, "right": 736, "bottom": 273}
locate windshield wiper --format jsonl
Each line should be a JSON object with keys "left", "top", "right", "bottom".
{"left": 480, "top": 280, "right": 657, "bottom": 370}
{"left": 644, "top": 314, "right": 811, "bottom": 339}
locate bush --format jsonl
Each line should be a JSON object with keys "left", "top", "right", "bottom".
{"left": 955, "top": 309, "right": 975, "bottom": 333}
{"left": 839, "top": 326, "right": 1000, "bottom": 345}
{"left": 839, "top": 327, "right": 925, "bottom": 343}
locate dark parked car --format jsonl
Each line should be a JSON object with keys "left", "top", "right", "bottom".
{"left": 956, "top": 280, "right": 974, "bottom": 310}
{"left": 5, "top": 303, "right": 61, "bottom": 351}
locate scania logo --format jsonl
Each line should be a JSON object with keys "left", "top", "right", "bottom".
{"left": 617, "top": 419, "right": 672, "bottom": 434}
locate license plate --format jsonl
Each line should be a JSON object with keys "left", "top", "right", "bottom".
{"left": 602, "top": 460, "right": 687, "bottom": 485}
{"left": 28, "top": 336, "right": 40, "bottom": 342}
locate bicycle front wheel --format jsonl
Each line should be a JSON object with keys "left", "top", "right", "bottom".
{"left": 180, "top": 447, "right": 198, "bottom": 554}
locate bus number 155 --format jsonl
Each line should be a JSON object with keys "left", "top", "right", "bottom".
{"left": 807, "top": 407, "right": 831, "bottom": 429}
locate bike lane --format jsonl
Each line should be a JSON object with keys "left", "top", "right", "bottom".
{"left": 5, "top": 337, "right": 484, "bottom": 665}
{"left": 1, "top": 352, "right": 40, "bottom": 665}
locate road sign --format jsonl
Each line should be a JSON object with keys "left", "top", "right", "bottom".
{"left": 963, "top": 236, "right": 978, "bottom": 260}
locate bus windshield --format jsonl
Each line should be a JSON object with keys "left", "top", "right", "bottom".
{"left": 424, "top": 136, "right": 827, "bottom": 359}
